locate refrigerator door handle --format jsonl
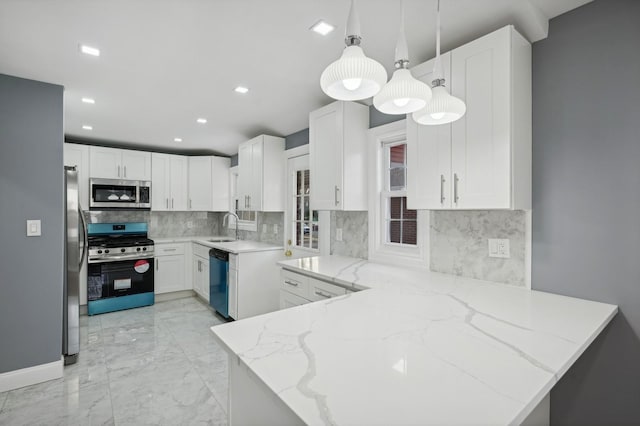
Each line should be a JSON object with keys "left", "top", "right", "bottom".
{"left": 78, "top": 205, "right": 88, "bottom": 268}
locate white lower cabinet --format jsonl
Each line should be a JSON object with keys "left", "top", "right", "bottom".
{"left": 192, "top": 243, "right": 210, "bottom": 302}
{"left": 154, "top": 243, "right": 187, "bottom": 294}
{"left": 279, "top": 269, "right": 347, "bottom": 309}
{"left": 231, "top": 250, "right": 282, "bottom": 320}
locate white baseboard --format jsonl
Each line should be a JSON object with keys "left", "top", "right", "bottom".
{"left": 0, "top": 358, "right": 63, "bottom": 393}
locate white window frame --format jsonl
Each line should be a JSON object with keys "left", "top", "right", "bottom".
{"left": 228, "top": 165, "right": 257, "bottom": 232}
{"left": 284, "top": 145, "right": 330, "bottom": 256}
{"left": 368, "top": 120, "right": 428, "bottom": 268}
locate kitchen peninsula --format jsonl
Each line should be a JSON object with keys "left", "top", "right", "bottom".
{"left": 211, "top": 256, "right": 617, "bottom": 425}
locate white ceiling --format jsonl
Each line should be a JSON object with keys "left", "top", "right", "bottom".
{"left": 0, "top": 0, "right": 591, "bottom": 156}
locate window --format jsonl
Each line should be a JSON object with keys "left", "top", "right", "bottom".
{"left": 285, "top": 151, "right": 329, "bottom": 255}
{"left": 228, "top": 167, "right": 257, "bottom": 231}
{"left": 383, "top": 143, "right": 417, "bottom": 246}
{"left": 292, "top": 168, "right": 319, "bottom": 250}
{"left": 368, "top": 120, "right": 427, "bottom": 267}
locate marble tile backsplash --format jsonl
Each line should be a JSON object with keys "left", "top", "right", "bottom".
{"left": 216, "top": 212, "right": 284, "bottom": 246}
{"left": 85, "top": 210, "right": 219, "bottom": 238}
{"left": 430, "top": 210, "right": 527, "bottom": 286}
{"left": 330, "top": 211, "right": 368, "bottom": 259}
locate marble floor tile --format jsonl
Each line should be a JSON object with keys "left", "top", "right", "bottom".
{"left": 0, "top": 296, "right": 230, "bottom": 425}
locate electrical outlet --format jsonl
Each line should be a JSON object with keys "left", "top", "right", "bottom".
{"left": 186, "top": 221, "right": 193, "bottom": 229}
{"left": 336, "top": 228, "right": 343, "bottom": 242}
{"left": 488, "top": 239, "right": 510, "bottom": 258}
{"left": 273, "top": 224, "right": 278, "bottom": 234}
{"left": 26, "top": 219, "right": 41, "bottom": 236}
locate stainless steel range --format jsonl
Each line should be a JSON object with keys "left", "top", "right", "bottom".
{"left": 87, "top": 222, "right": 155, "bottom": 315}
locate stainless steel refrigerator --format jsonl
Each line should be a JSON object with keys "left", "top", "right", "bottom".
{"left": 64, "top": 166, "right": 87, "bottom": 365}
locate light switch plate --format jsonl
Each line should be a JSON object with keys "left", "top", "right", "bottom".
{"left": 336, "top": 228, "right": 343, "bottom": 242}
{"left": 273, "top": 224, "right": 278, "bottom": 234}
{"left": 27, "top": 219, "right": 41, "bottom": 236}
{"left": 186, "top": 221, "right": 193, "bottom": 229}
{"left": 488, "top": 238, "right": 510, "bottom": 258}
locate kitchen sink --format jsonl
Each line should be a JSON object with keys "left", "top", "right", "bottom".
{"left": 208, "top": 239, "right": 235, "bottom": 243}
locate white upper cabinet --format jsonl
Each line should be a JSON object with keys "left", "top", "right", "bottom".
{"left": 237, "top": 135, "right": 284, "bottom": 212}
{"left": 309, "top": 101, "right": 369, "bottom": 211}
{"left": 89, "top": 146, "right": 152, "bottom": 180}
{"left": 407, "top": 25, "right": 531, "bottom": 210}
{"left": 407, "top": 53, "right": 453, "bottom": 210}
{"left": 63, "top": 143, "right": 90, "bottom": 209}
{"left": 152, "top": 153, "right": 188, "bottom": 211}
{"left": 188, "top": 156, "right": 230, "bottom": 212}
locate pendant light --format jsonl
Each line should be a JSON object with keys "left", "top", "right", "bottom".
{"left": 373, "top": 1, "right": 432, "bottom": 115}
{"left": 320, "top": 0, "right": 387, "bottom": 101}
{"left": 412, "top": 0, "right": 466, "bottom": 125}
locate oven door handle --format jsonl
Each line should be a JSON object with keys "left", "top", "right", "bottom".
{"left": 88, "top": 255, "right": 155, "bottom": 264}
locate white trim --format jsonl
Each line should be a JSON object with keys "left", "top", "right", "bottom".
{"left": 0, "top": 358, "right": 63, "bottom": 393}
{"left": 368, "top": 120, "right": 429, "bottom": 269}
{"left": 525, "top": 209, "right": 532, "bottom": 289}
{"left": 283, "top": 144, "right": 309, "bottom": 159}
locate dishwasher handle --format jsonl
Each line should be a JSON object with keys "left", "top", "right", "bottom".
{"left": 209, "top": 248, "right": 229, "bottom": 262}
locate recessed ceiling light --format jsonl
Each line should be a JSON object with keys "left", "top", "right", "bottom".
{"left": 82, "top": 97, "right": 95, "bottom": 104}
{"left": 82, "top": 125, "right": 93, "bottom": 130}
{"left": 174, "top": 137, "right": 183, "bottom": 143}
{"left": 79, "top": 44, "right": 100, "bottom": 57}
{"left": 310, "top": 20, "right": 335, "bottom": 36}
{"left": 196, "top": 118, "right": 207, "bottom": 124}
{"left": 234, "top": 86, "right": 249, "bottom": 94}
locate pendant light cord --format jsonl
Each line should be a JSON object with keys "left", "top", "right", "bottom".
{"left": 432, "top": 0, "right": 445, "bottom": 85}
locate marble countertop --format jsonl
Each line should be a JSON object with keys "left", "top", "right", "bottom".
{"left": 153, "top": 235, "right": 283, "bottom": 254}
{"left": 211, "top": 255, "right": 618, "bottom": 425}
{"left": 152, "top": 235, "right": 226, "bottom": 243}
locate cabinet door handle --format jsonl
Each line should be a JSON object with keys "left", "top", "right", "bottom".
{"left": 284, "top": 280, "right": 299, "bottom": 287}
{"left": 198, "top": 260, "right": 201, "bottom": 272}
{"left": 124, "top": 166, "right": 127, "bottom": 178}
{"left": 440, "top": 174, "right": 446, "bottom": 204}
{"left": 163, "top": 248, "right": 177, "bottom": 252}
{"left": 172, "top": 198, "right": 174, "bottom": 209}
{"left": 315, "top": 290, "right": 332, "bottom": 299}
{"left": 117, "top": 165, "right": 121, "bottom": 177}
{"left": 334, "top": 186, "right": 340, "bottom": 206}
{"left": 246, "top": 195, "right": 249, "bottom": 209}
{"left": 166, "top": 198, "right": 169, "bottom": 209}
{"left": 156, "top": 260, "right": 159, "bottom": 271}
{"left": 189, "top": 199, "right": 192, "bottom": 209}
{"left": 454, "top": 173, "right": 460, "bottom": 204}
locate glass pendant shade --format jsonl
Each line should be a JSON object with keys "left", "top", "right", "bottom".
{"left": 320, "top": 45, "right": 388, "bottom": 101}
{"left": 412, "top": 85, "right": 466, "bottom": 125}
{"left": 373, "top": 68, "right": 432, "bottom": 114}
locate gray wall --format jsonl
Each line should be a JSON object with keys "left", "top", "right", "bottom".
{"left": 0, "top": 74, "right": 64, "bottom": 373}
{"left": 284, "top": 128, "right": 309, "bottom": 150}
{"left": 532, "top": 1, "right": 640, "bottom": 423}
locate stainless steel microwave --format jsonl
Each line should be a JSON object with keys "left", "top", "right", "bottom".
{"left": 89, "top": 178, "right": 151, "bottom": 210}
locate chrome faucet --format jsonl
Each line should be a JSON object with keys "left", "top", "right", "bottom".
{"left": 223, "top": 211, "right": 240, "bottom": 241}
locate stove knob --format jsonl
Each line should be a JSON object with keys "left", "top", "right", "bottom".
{"left": 121, "top": 248, "right": 126, "bottom": 253}
{"left": 142, "top": 247, "right": 147, "bottom": 251}
{"left": 97, "top": 250, "right": 103, "bottom": 254}
{"left": 105, "top": 249, "right": 110, "bottom": 254}
{"left": 136, "top": 247, "right": 141, "bottom": 252}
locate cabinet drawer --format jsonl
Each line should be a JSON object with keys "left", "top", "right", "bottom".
{"left": 308, "top": 278, "right": 347, "bottom": 302}
{"left": 229, "top": 253, "right": 238, "bottom": 270}
{"left": 280, "top": 290, "right": 310, "bottom": 310}
{"left": 155, "top": 243, "right": 185, "bottom": 256}
{"left": 280, "top": 269, "right": 309, "bottom": 298}
{"left": 192, "top": 243, "right": 210, "bottom": 259}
